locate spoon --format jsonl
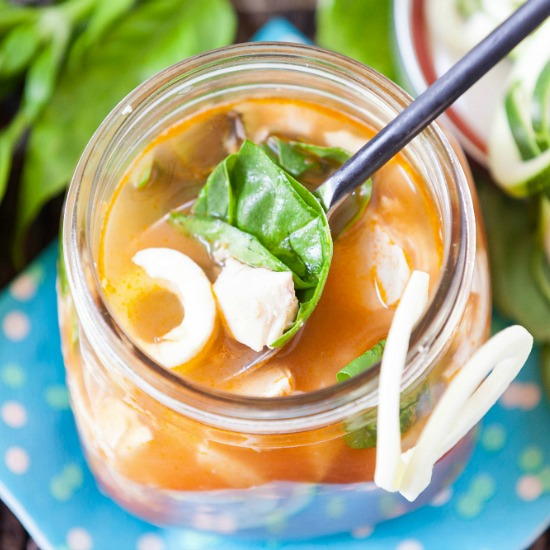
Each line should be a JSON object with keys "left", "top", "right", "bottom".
{"left": 228, "top": 0, "right": 550, "bottom": 382}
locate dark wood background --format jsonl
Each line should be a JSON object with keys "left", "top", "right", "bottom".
{"left": 0, "top": 1, "right": 548, "bottom": 548}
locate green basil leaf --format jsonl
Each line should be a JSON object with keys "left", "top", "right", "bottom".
{"left": 0, "top": 3, "right": 36, "bottom": 32}
{"left": 336, "top": 339, "right": 386, "bottom": 382}
{"left": 0, "top": 22, "right": 42, "bottom": 78}
{"left": 316, "top": 0, "right": 397, "bottom": 81}
{"left": 16, "top": 0, "right": 236, "bottom": 248}
{"left": 189, "top": 140, "right": 333, "bottom": 348}
{"left": 290, "top": 140, "right": 350, "bottom": 164}
{"left": 193, "top": 154, "right": 236, "bottom": 222}
{"left": 68, "top": 0, "right": 135, "bottom": 67}
{"left": 22, "top": 29, "right": 69, "bottom": 122}
{"left": 478, "top": 176, "right": 550, "bottom": 341}
{"left": 344, "top": 385, "right": 424, "bottom": 449}
{"left": 265, "top": 136, "right": 350, "bottom": 177}
{"left": 193, "top": 140, "right": 332, "bottom": 285}
{"left": 0, "top": 133, "right": 13, "bottom": 202}
{"left": 169, "top": 213, "right": 303, "bottom": 280}
{"left": 130, "top": 151, "right": 156, "bottom": 189}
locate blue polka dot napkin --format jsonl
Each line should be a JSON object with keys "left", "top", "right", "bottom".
{"left": 0, "top": 19, "right": 549, "bottom": 550}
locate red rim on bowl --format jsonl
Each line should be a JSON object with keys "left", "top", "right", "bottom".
{"left": 393, "top": 0, "right": 490, "bottom": 165}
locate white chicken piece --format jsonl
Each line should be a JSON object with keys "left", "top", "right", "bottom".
{"left": 323, "top": 129, "right": 365, "bottom": 153}
{"left": 372, "top": 229, "right": 411, "bottom": 307}
{"left": 93, "top": 399, "right": 152, "bottom": 459}
{"left": 229, "top": 366, "right": 295, "bottom": 397}
{"left": 132, "top": 248, "right": 217, "bottom": 368}
{"left": 213, "top": 258, "right": 299, "bottom": 351}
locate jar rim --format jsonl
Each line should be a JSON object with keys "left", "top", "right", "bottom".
{"left": 62, "top": 42, "right": 476, "bottom": 433}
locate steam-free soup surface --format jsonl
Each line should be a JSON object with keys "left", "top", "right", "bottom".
{"left": 100, "top": 97, "right": 443, "bottom": 395}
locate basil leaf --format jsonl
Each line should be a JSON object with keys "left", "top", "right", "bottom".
{"left": 344, "top": 386, "right": 423, "bottom": 449}
{"left": 0, "top": 4, "right": 36, "bottom": 32}
{"left": 265, "top": 136, "right": 350, "bottom": 177}
{"left": 478, "top": 176, "right": 550, "bottom": 341}
{"left": 188, "top": 140, "right": 333, "bottom": 348}
{"left": 193, "top": 154, "right": 236, "bottom": 222}
{"left": 193, "top": 140, "right": 332, "bottom": 285}
{"left": 336, "top": 339, "right": 386, "bottom": 382}
{"left": 22, "top": 30, "right": 69, "bottom": 122}
{"left": 169, "top": 213, "right": 305, "bottom": 284}
{"left": 0, "top": 133, "right": 12, "bottom": 202}
{"left": 16, "top": 0, "right": 236, "bottom": 247}
{"left": 316, "top": 0, "right": 397, "bottom": 81}
{"left": 68, "top": 0, "right": 135, "bottom": 67}
{"left": 0, "top": 22, "right": 41, "bottom": 78}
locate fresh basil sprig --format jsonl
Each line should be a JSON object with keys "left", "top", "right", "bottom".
{"left": 171, "top": 140, "right": 333, "bottom": 348}
{"left": 0, "top": 0, "right": 235, "bottom": 261}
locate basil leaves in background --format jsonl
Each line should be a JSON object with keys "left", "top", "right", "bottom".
{"left": 171, "top": 140, "right": 333, "bottom": 348}
{"left": 478, "top": 176, "right": 550, "bottom": 342}
{"left": 0, "top": 0, "right": 236, "bottom": 260}
{"left": 316, "top": 0, "right": 397, "bottom": 81}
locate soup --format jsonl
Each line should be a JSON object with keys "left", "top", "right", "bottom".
{"left": 99, "top": 97, "right": 443, "bottom": 396}
{"left": 58, "top": 44, "right": 490, "bottom": 534}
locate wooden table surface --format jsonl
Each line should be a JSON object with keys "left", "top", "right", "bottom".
{"left": 0, "top": 2, "right": 548, "bottom": 548}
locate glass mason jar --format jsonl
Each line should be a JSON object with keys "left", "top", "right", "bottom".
{"left": 58, "top": 43, "right": 490, "bottom": 538}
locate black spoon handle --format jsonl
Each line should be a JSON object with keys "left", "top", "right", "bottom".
{"left": 317, "top": 0, "right": 550, "bottom": 210}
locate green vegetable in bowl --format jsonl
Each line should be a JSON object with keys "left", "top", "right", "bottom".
{"left": 488, "top": 28, "right": 550, "bottom": 197}
{"left": 263, "top": 136, "right": 350, "bottom": 178}
{"left": 171, "top": 140, "right": 334, "bottom": 348}
{"left": 337, "top": 339, "right": 386, "bottom": 383}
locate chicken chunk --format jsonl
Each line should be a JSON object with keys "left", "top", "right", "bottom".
{"left": 213, "top": 259, "right": 298, "bottom": 351}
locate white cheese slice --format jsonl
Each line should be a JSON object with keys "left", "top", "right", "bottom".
{"left": 213, "top": 258, "right": 298, "bottom": 352}
{"left": 132, "top": 248, "right": 217, "bottom": 368}
{"left": 374, "top": 270, "right": 430, "bottom": 492}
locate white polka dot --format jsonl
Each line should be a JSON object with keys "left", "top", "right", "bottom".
{"left": 1, "top": 401, "right": 27, "bottom": 428}
{"left": 397, "top": 540, "right": 424, "bottom": 550}
{"left": 5, "top": 447, "right": 29, "bottom": 474}
{"left": 500, "top": 383, "right": 541, "bottom": 410}
{"left": 67, "top": 527, "right": 93, "bottom": 550}
{"left": 216, "top": 514, "right": 236, "bottom": 534}
{"left": 10, "top": 274, "right": 37, "bottom": 301}
{"left": 136, "top": 534, "right": 164, "bottom": 550}
{"left": 2, "top": 311, "right": 30, "bottom": 341}
{"left": 352, "top": 525, "right": 373, "bottom": 539}
{"left": 516, "top": 475, "right": 543, "bottom": 501}
{"left": 430, "top": 487, "right": 453, "bottom": 506}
